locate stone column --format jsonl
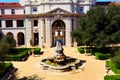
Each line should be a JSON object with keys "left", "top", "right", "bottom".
{"left": 13, "top": 20, "right": 17, "bottom": 28}
{"left": 25, "top": 19, "right": 33, "bottom": 47}
{"left": 2, "top": 20, "right": 6, "bottom": 28}
{"left": 45, "top": 18, "right": 51, "bottom": 47}
{"left": 14, "top": 33, "right": 18, "bottom": 47}
{"left": 72, "top": 17, "right": 77, "bottom": 47}
{"left": 43, "top": 19, "right": 46, "bottom": 47}
{"left": 39, "top": 18, "right": 43, "bottom": 47}
{"left": 64, "top": 18, "right": 72, "bottom": 47}
{"left": 73, "top": 17, "right": 77, "bottom": 29}
{"left": 43, "top": 19, "right": 46, "bottom": 44}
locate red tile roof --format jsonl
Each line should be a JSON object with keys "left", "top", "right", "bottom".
{"left": 0, "top": 15, "right": 25, "bottom": 19}
{"left": 109, "top": 2, "right": 120, "bottom": 6}
{"left": 95, "top": 2, "right": 111, "bottom": 6}
{"left": 95, "top": 2, "right": 120, "bottom": 6}
{"left": 0, "top": 2, "right": 24, "bottom": 8}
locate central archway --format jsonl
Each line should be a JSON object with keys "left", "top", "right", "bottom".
{"left": 52, "top": 20, "right": 65, "bottom": 46}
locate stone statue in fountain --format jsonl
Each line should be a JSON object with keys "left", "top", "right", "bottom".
{"left": 54, "top": 41, "right": 66, "bottom": 63}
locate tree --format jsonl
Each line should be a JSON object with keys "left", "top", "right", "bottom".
{"left": 0, "top": 35, "right": 16, "bottom": 62}
{"left": 0, "top": 39, "right": 9, "bottom": 62}
{"left": 71, "top": 5, "right": 120, "bottom": 49}
{"left": 4, "top": 35, "right": 16, "bottom": 47}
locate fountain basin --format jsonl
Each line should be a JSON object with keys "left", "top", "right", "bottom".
{"left": 40, "top": 56, "right": 82, "bottom": 72}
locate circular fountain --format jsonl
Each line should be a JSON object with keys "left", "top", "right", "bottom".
{"left": 40, "top": 41, "right": 82, "bottom": 72}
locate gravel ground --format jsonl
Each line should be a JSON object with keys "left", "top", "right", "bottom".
{"left": 12, "top": 47, "right": 114, "bottom": 80}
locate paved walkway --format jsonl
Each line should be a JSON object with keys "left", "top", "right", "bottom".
{"left": 12, "top": 47, "right": 114, "bottom": 80}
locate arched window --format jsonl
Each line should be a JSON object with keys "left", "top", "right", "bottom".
{"left": 6, "top": 32, "right": 14, "bottom": 38}
{"left": 17, "top": 32, "right": 25, "bottom": 45}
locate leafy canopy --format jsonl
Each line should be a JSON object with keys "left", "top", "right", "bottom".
{"left": 71, "top": 5, "right": 120, "bottom": 48}
{"left": 0, "top": 35, "right": 16, "bottom": 61}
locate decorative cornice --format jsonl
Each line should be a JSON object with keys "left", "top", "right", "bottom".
{"left": 25, "top": 13, "right": 86, "bottom": 18}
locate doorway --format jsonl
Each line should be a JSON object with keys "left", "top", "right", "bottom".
{"left": 34, "top": 33, "right": 39, "bottom": 46}
{"left": 52, "top": 20, "right": 65, "bottom": 46}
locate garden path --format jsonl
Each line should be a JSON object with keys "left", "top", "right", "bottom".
{"left": 12, "top": 47, "right": 114, "bottom": 80}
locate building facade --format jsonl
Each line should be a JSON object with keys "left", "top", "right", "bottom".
{"left": 0, "top": 0, "right": 96, "bottom": 47}
{"left": 0, "top": 2, "right": 25, "bottom": 46}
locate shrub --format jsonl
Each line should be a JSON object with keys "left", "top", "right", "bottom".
{"left": 0, "top": 63, "right": 14, "bottom": 79}
{"left": 77, "top": 48, "right": 85, "bottom": 54}
{"left": 33, "top": 48, "right": 41, "bottom": 54}
{"left": 9, "top": 48, "right": 31, "bottom": 54}
{"left": 112, "top": 49, "right": 120, "bottom": 69}
{"left": 1, "top": 50, "right": 29, "bottom": 61}
{"left": 95, "top": 52, "right": 112, "bottom": 60}
{"left": 104, "top": 75, "right": 120, "bottom": 80}
{"left": 86, "top": 48, "right": 92, "bottom": 53}
{"left": 112, "top": 57, "right": 120, "bottom": 69}
{"left": 106, "top": 61, "right": 120, "bottom": 74}
{"left": 0, "top": 40, "right": 10, "bottom": 58}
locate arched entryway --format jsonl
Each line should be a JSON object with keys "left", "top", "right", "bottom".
{"left": 6, "top": 32, "right": 14, "bottom": 38}
{"left": 17, "top": 32, "right": 25, "bottom": 45}
{"left": 52, "top": 20, "right": 65, "bottom": 46}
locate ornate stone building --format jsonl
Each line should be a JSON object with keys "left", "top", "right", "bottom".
{"left": 0, "top": 0, "right": 96, "bottom": 47}
{"left": 0, "top": 2, "right": 25, "bottom": 46}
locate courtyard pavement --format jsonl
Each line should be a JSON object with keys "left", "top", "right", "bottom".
{"left": 12, "top": 47, "right": 114, "bottom": 80}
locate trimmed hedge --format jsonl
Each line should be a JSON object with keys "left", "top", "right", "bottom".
{"left": 0, "top": 48, "right": 32, "bottom": 61}
{"left": 9, "top": 48, "right": 31, "bottom": 54}
{"left": 77, "top": 48, "right": 85, "bottom": 54}
{"left": 92, "top": 47, "right": 116, "bottom": 54}
{"left": 77, "top": 47, "right": 93, "bottom": 54}
{"left": 106, "top": 61, "right": 120, "bottom": 74}
{"left": 104, "top": 75, "right": 120, "bottom": 80}
{"left": 3, "top": 50, "right": 28, "bottom": 61}
{"left": 95, "top": 52, "right": 112, "bottom": 60}
{"left": 0, "top": 63, "right": 14, "bottom": 79}
{"left": 0, "top": 48, "right": 41, "bottom": 61}
{"left": 86, "top": 48, "right": 92, "bottom": 53}
{"left": 33, "top": 48, "right": 41, "bottom": 54}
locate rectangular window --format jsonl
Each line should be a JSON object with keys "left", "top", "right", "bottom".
{"left": 17, "top": 20, "right": 24, "bottom": 27}
{"left": 34, "top": 20, "right": 38, "bottom": 26}
{"left": 11, "top": 9, "right": 15, "bottom": 14}
{"left": 80, "top": 7, "right": 84, "bottom": 14}
{"left": 6, "top": 20, "right": 13, "bottom": 27}
{"left": 0, "top": 20, "right": 1, "bottom": 27}
{"left": 1, "top": 9, "right": 5, "bottom": 14}
{"left": 33, "top": 7, "right": 37, "bottom": 12}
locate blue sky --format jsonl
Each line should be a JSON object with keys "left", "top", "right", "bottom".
{"left": 0, "top": 0, "right": 19, "bottom": 2}
{"left": 0, "top": 0, "right": 120, "bottom": 2}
